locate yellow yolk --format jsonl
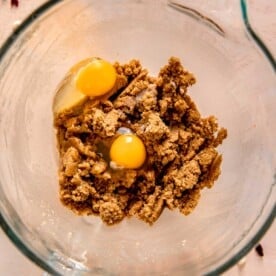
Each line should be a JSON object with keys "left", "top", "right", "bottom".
{"left": 110, "top": 134, "right": 146, "bottom": 169}
{"left": 75, "top": 58, "right": 116, "bottom": 97}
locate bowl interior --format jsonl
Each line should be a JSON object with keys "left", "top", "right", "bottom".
{"left": 0, "top": 0, "right": 275, "bottom": 275}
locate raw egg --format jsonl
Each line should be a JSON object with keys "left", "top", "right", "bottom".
{"left": 53, "top": 58, "right": 116, "bottom": 114}
{"left": 75, "top": 58, "right": 116, "bottom": 97}
{"left": 110, "top": 134, "right": 146, "bottom": 169}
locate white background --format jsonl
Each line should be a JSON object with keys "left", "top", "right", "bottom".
{"left": 0, "top": 0, "right": 275, "bottom": 275}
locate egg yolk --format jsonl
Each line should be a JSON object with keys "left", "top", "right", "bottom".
{"left": 110, "top": 134, "right": 146, "bottom": 169}
{"left": 75, "top": 58, "right": 116, "bottom": 97}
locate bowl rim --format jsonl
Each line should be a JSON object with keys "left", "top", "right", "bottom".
{"left": 0, "top": 0, "right": 275, "bottom": 275}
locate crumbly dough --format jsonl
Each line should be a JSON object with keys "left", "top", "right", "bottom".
{"left": 54, "top": 57, "right": 227, "bottom": 225}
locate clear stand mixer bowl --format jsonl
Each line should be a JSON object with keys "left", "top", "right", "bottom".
{"left": 0, "top": 0, "right": 275, "bottom": 275}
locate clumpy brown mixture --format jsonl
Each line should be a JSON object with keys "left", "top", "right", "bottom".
{"left": 54, "top": 57, "right": 227, "bottom": 225}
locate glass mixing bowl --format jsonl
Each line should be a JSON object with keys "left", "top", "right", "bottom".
{"left": 0, "top": 0, "right": 275, "bottom": 275}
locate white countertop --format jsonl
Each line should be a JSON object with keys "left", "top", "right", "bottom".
{"left": 0, "top": 1, "right": 275, "bottom": 275}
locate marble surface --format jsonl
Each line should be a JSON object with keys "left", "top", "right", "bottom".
{"left": 0, "top": 0, "right": 275, "bottom": 275}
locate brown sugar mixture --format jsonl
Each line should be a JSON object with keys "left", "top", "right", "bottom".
{"left": 54, "top": 57, "right": 227, "bottom": 225}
